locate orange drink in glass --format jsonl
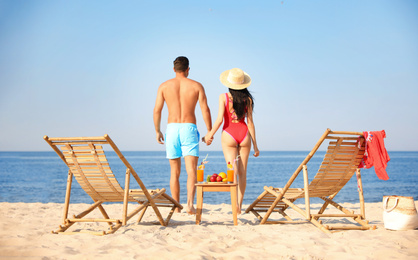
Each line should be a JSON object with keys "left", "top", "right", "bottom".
{"left": 197, "top": 165, "right": 204, "bottom": 182}
{"left": 227, "top": 162, "right": 234, "bottom": 183}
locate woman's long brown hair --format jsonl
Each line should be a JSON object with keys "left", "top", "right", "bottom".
{"left": 229, "top": 88, "right": 254, "bottom": 120}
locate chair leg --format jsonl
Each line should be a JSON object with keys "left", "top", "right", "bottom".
{"left": 313, "top": 194, "right": 337, "bottom": 220}
{"left": 164, "top": 205, "right": 177, "bottom": 226}
{"left": 97, "top": 204, "right": 113, "bottom": 226}
{"left": 53, "top": 201, "right": 103, "bottom": 234}
{"left": 137, "top": 206, "right": 148, "bottom": 223}
{"left": 261, "top": 197, "right": 282, "bottom": 224}
{"left": 61, "top": 170, "right": 73, "bottom": 225}
{"left": 149, "top": 202, "right": 166, "bottom": 226}
{"left": 302, "top": 165, "right": 311, "bottom": 219}
{"left": 321, "top": 197, "right": 374, "bottom": 230}
{"left": 309, "top": 218, "right": 332, "bottom": 234}
{"left": 105, "top": 222, "right": 123, "bottom": 235}
{"left": 356, "top": 169, "right": 366, "bottom": 219}
{"left": 251, "top": 188, "right": 291, "bottom": 224}
{"left": 277, "top": 209, "right": 293, "bottom": 221}
{"left": 250, "top": 209, "right": 264, "bottom": 221}
{"left": 123, "top": 168, "right": 131, "bottom": 225}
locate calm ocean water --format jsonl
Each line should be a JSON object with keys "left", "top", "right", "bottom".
{"left": 0, "top": 151, "right": 417, "bottom": 205}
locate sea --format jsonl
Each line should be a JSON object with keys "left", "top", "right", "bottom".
{"left": 0, "top": 151, "right": 417, "bottom": 205}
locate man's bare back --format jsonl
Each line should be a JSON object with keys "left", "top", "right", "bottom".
{"left": 160, "top": 77, "right": 202, "bottom": 124}
{"left": 154, "top": 73, "right": 212, "bottom": 144}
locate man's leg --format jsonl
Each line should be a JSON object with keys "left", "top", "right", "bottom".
{"left": 184, "top": 155, "right": 198, "bottom": 215}
{"left": 169, "top": 158, "right": 181, "bottom": 213}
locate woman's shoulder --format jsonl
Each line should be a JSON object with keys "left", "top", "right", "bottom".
{"left": 219, "top": 93, "right": 228, "bottom": 99}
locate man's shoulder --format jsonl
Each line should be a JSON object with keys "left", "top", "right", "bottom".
{"left": 159, "top": 78, "right": 176, "bottom": 89}
{"left": 183, "top": 78, "right": 203, "bottom": 88}
{"left": 161, "top": 78, "right": 176, "bottom": 85}
{"left": 160, "top": 77, "right": 203, "bottom": 90}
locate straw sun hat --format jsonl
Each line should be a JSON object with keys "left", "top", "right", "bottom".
{"left": 219, "top": 68, "right": 251, "bottom": 90}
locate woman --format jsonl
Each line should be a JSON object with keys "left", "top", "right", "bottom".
{"left": 204, "top": 68, "right": 260, "bottom": 213}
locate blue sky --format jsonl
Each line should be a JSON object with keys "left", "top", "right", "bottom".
{"left": 0, "top": 0, "right": 417, "bottom": 151}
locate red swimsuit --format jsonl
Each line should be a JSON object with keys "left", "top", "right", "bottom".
{"left": 222, "top": 93, "right": 248, "bottom": 144}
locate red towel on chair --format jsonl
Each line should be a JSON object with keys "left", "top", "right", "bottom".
{"left": 359, "top": 130, "right": 390, "bottom": 180}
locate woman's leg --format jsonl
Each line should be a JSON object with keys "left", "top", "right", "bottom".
{"left": 236, "top": 133, "right": 251, "bottom": 213}
{"left": 221, "top": 131, "right": 251, "bottom": 213}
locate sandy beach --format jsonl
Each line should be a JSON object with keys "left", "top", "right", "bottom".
{"left": 0, "top": 201, "right": 417, "bottom": 260}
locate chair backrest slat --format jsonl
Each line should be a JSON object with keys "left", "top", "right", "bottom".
{"left": 44, "top": 135, "right": 156, "bottom": 204}
{"left": 63, "top": 143, "right": 126, "bottom": 201}
{"left": 308, "top": 135, "right": 365, "bottom": 197}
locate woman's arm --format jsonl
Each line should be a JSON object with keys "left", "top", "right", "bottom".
{"left": 246, "top": 98, "right": 259, "bottom": 157}
{"left": 204, "top": 94, "right": 226, "bottom": 145}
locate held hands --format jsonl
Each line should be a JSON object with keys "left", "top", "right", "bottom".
{"left": 203, "top": 134, "right": 214, "bottom": 145}
{"left": 156, "top": 131, "right": 164, "bottom": 144}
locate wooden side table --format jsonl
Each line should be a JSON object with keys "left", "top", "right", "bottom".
{"left": 195, "top": 183, "right": 238, "bottom": 225}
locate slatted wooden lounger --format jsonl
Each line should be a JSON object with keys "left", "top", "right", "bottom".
{"left": 44, "top": 134, "right": 183, "bottom": 235}
{"left": 245, "top": 129, "right": 376, "bottom": 233}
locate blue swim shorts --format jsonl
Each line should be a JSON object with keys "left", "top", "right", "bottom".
{"left": 165, "top": 123, "right": 200, "bottom": 159}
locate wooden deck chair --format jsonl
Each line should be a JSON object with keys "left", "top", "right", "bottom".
{"left": 44, "top": 134, "right": 183, "bottom": 235}
{"left": 245, "top": 129, "right": 376, "bottom": 233}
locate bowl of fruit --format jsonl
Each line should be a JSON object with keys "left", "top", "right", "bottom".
{"left": 206, "top": 172, "right": 227, "bottom": 183}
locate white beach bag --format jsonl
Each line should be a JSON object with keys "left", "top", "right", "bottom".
{"left": 383, "top": 195, "right": 418, "bottom": 231}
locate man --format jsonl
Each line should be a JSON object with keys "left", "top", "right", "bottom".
{"left": 153, "top": 56, "right": 212, "bottom": 214}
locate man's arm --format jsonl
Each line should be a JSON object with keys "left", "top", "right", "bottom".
{"left": 204, "top": 93, "right": 225, "bottom": 145}
{"left": 153, "top": 85, "right": 165, "bottom": 144}
{"left": 198, "top": 85, "right": 212, "bottom": 133}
